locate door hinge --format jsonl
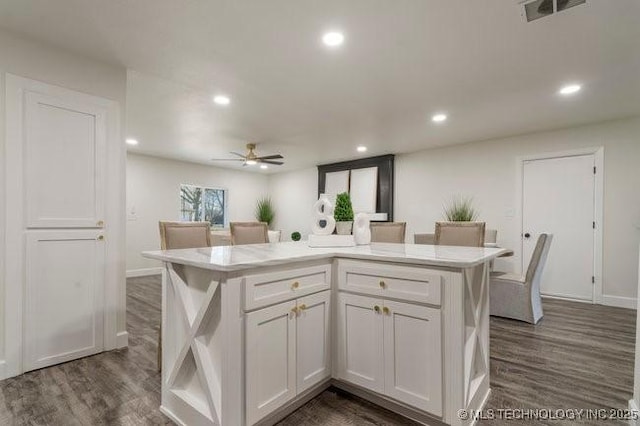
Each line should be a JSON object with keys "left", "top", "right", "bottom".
{"left": 592, "top": 276, "right": 595, "bottom": 284}
{"left": 593, "top": 166, "right": 596, "bottom": 174}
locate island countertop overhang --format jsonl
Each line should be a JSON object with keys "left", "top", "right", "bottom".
{"left": 142, "top": 241, "right": 508, "bottom": 272}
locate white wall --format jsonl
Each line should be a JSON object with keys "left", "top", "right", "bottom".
{"left": 0, "top": 29, "right": 127, "bottom": 375}
{"left": 268, "top": 117, "right": 640, "bottom": 305}
{"left": 268, "top": 167, "right": 319, "bottom": 241}
{"left": 126, "top": 153, "right": 270, "bottom": 271}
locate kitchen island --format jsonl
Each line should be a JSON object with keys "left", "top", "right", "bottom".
{"left": 143, "top": 242, "right": 507, "bottom": 426}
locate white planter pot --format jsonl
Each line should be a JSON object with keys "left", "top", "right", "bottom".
{"left": 335, "top": 221, "right": 353, "bottom": 235}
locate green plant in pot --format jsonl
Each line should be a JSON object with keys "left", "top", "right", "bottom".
{"left": 443, "top": 196, "right": 478, "bottom": 222}
{"left": 334, "top": 192, "right": 354, "bottom": 235}
{"left": 255, "top": 197, "right": 275, "bottom": 229}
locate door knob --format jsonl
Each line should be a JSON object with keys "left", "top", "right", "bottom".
{"left": 524, "top": 232, "right": 531, "bottom": 239}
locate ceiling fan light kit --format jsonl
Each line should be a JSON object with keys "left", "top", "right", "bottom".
{"left": 211, "top": 143, "right": 284, "bottom": 167}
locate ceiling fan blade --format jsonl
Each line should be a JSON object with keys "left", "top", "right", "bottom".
{"left": 256, "top": 154, "right": 284, "bottom": 160}
{"left": 259, "top": 160, "right": 284, "bottom": 165}
{"left": 211, "top": 158, "right": 245, "bottom": 161}
{"left": 229, "top": 151, "right": 246, "bottom": 158}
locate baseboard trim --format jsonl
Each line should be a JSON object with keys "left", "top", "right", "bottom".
{"left": 629, "top": 398, "right": 639, "bottom": 426}
{"left": 602, "top": 295, "right": 637, "bottom": 310}
{"left": 116, "top": 331, "right": 129, "bottom": 348}
{"left": 0, "top": 360, "right": 6, "bottom": 381}
{"left": 126, "top": 267, "right": 163, "bottom": 278}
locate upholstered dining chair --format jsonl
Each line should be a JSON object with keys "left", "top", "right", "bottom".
{"left": 370, "top": 222, "right": 407, "bottom": 243}
{"left": 490, "top": 233, "right": 553, "bottom": 324}
{"left": 484, "top": 229, "right": 498, "bottom": 245}
{"left": 414, "top": 233, "right": 435, "bottom": 245}
{"left": 157, "top": 221, "right": 212, "bottom": 371}
{"left": 434, "top": 221, "right": 486, "bottom": 247}
{"left": 230, "top": 222, "right": 269, "bottom": 245}
{"left": 159, "top": 221, "right": 212, "bottom": 250}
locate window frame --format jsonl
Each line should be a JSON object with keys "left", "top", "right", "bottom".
{"left": 179, "top": 183, "right": 229, "bottom": 229}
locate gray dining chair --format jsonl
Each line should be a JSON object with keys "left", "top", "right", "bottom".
{"left": 434, "top": 221, "right": 486, "bottom": 247}
{"left": 370, "top": 222, "right": 407, "bottom": 243}
{"left": 490, "top": 233, "right": 553, "bottom": 324}
{"left": 414, "top": 233, "right": 435, "bottom": 245}
{"left": 230, "top": 222, "right": 269, "bottom": 245}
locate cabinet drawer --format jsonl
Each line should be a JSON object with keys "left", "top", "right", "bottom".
{"left": 245, "top": 264, "right": 331, "bottom": 310}
{"left": 337, "top": 260, "right": 442, "bottom": 305}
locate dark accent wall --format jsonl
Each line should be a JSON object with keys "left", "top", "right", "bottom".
{"left": 317, "top": 154, "right": 394, "bottom": 221}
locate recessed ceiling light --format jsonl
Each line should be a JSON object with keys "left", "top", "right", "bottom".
{"left": 432, "top": 113, "right": 447, "bottom": 123}
{"left": 260, "top": 164, "right": 268, "bottom": 169}
{"left": 213, "top": 95, "right": 231, "bottom": 105}
{"left": 322, "top": 31, "right": 345, "bottom": 47}
{"left": 559, "top": 84, "right": 582, "bottom": 95}
{"left": 245, "top": 159, "right": 257, "bottom": 166}
{"left": 357, "top": 146, "right": 367, "bottom": 153}
{"left": 126, "top": 138, "right": 139, "bottom": 146}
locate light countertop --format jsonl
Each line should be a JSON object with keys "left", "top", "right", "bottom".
{"left": 143, "top": 241, "right": 508, "bottom": 272}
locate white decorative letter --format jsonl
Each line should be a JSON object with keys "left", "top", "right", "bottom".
{"left": 311, "top": 194, "right": 336, "bottom": 235}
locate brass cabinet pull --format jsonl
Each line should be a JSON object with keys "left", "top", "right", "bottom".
{"left": 291, "top": 281, "right": 300, "bottom": 290}
{"left": 97, "top": 220, "right": 104, "bottom": 227}
{"left": 299, "top": 304, "right": 307, "bottom": 311}
{"left": 291, "top": 306, "right": 299, "bottom": 316}
{"left": 379, "top": 280, "right": 386, "bottom": 289}
{"left": 97, "top": 235, "right": 104, "bottom": 241}
{"left": 374, "top": 305, "right": 381, "bottom": 313}
{"left": 383, "top": 306, "right": 390, "bottom": 315}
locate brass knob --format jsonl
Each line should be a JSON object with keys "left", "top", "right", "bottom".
{"left": 374, "top": 305, "right": 381, "bottom": 313}
{"left": 383, "top": 306, "right": 390, "bottom": 315}
{"left": 97, "top": 220, "right": 104, "bottom": 227}
{"left": 291, "top": 281, "right": 299, "bottom": 290}
{"left": 379, "top": 280, "right": 386, "bottom": 289}
{"left": 291, "top": 306, "right": 299, "bottom": 316}
{"left": 299, "top": 304, "right": 307, "bottom": 311}
{"left": 97, "top": 235, "right": 104, "bottom": 241}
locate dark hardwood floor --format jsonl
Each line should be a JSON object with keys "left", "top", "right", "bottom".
{"left": 0, "top": 275, "right": 635, "bottom": 425}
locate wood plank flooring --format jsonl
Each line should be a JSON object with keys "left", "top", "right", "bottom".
{"left": 0, "top": 275, "right": 635, "bottom": 425}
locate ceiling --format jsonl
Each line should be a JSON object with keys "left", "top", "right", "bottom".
{"left": 1, "top": 0, "right": 638, "bottom": 172}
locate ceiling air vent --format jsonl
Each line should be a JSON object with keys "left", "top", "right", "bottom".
{"left": 520, "top": 0, "right": 586, "bottom": 22}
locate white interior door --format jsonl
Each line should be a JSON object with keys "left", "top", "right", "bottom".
{"left": 24, "top": 231, "right": 105, "bottom": 371}
{"left": 522, "top": 154, "right": 595, "bottom": 301}
{"left": 296, "top": 290, "right": 331, "bottom": 393}
{"left": 25, "top": 91, "right": 105, "bottom": 228}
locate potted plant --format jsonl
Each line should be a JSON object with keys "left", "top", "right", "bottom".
{"left": 255, "top": 197, "right": 280, "bottom": 242}
{"left": 443, "top": 196, "right": 478, "bottom": 222}
{"left": 334, "top": 192, "right": 354, "bottom": 235}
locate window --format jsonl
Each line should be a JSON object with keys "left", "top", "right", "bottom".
{"left": 180, "top": 184, "right": 227, "bottom": 228}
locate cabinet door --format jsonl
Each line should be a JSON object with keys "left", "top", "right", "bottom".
{"left": 383, "top": 300, "right": 442, "bottom": 416}
{"left": 246, "top": 300, "right": 297, "bottom": 425}
{"left": 296, "top": 290, "right": 331, "bottom": 393}
{"left": 24, "top": 230, "right": 105, "bottom": 371}
{"left": 24, "top": 91, "right": 106, "bottom": 228}
{"left": 337, "top": 292, "right": 384, "bottom": 393}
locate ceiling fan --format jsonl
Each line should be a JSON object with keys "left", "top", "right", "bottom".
{"left": 211, "top": 143, "right": 284, "bottom": 166}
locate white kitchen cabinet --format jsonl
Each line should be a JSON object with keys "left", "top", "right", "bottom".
{"left": 336, "top": 292, "right": 384, "bottom": 393}
{"left": 383, "top": 299, "right": 442, "bottom": 416}
{"left": 296, "top": 291, "right": 331, "bottom": 393}
{"left": 337, "top": 293, "right": 442, "bottom": 416}
{"left": 246, "top": 290, "right": 331, "bottom": 425}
